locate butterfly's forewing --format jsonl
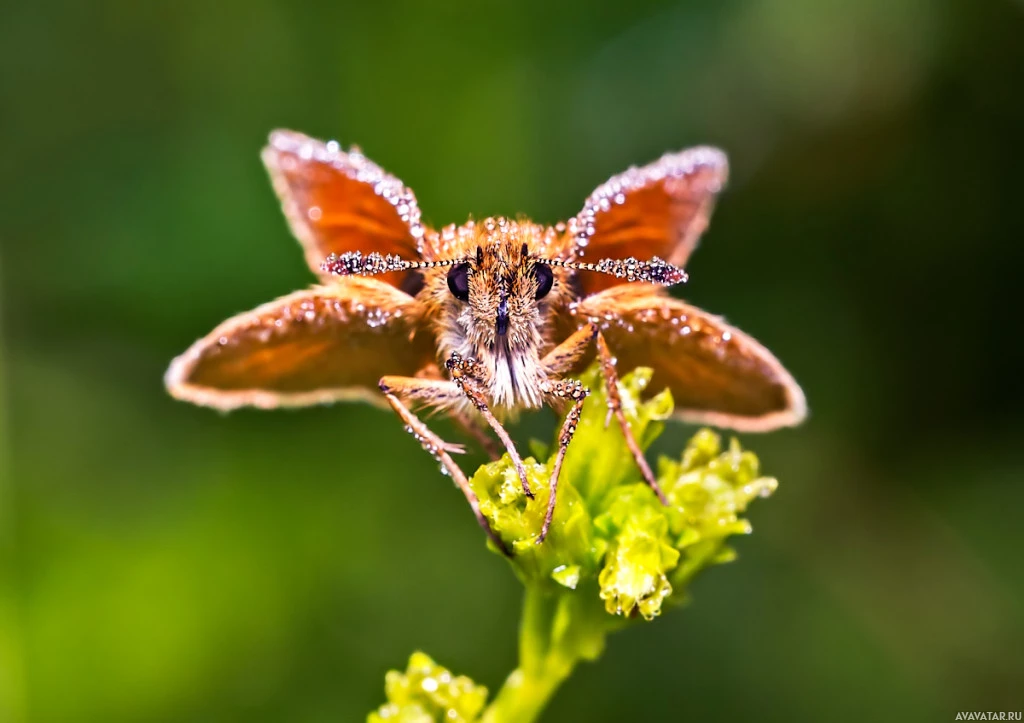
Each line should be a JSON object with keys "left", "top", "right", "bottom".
{"left": 570, "top": 147, "right": 728, "bottom": 296}
{"left": 575, "top": 285, "right": 806, "bottom": 431}
{"left": 262, "top": 130, "right": 428, "bottom": 288}
{"left": 165, "top": 278, "right": 436, "bottom": 410}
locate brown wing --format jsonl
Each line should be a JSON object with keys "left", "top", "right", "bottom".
{"left": 574, "top": 285, "right": 806, "bottom": 431}
{"left": 262, "top": 130, "right": 428, "bottom": 288}
{"left": 165, "top": 278, "right": 436, "bottom": 411}
{"left": 570, "top": 147, "right": 728, "bottom": 296}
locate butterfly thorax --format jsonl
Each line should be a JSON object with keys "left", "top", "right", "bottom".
{"left": 419, "top": 218, "right": 574, "bottom": 411}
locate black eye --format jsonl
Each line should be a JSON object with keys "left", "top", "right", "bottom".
{"left": 533, "top": 263, "right": 554, "bottom": 300}
{"left": 447, "top": 263, "right": 471, "bottom": 301}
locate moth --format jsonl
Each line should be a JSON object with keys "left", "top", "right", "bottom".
{"left": 165, "top": 130, "right": 806, "bottom": 553}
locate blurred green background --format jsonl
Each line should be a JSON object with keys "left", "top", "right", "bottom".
{"left": 3, "top": 0, "right": 1023, "bottom": 720}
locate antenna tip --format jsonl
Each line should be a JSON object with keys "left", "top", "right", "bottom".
{"left": 321, "top": 251, "right": 405, "bottom": 276}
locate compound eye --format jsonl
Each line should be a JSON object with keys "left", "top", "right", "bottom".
{"left": 533, "top": 263, "right": 554, "bottom": 300}
{"left": 447, "top": 262, "right": 471, "bottom": 301}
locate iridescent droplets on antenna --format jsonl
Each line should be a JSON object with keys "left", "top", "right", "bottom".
{"left": 545, "top": 256, "right": 687, "bottom": 285}
{"left": 321, "top": 251, "right": 462, "bottom": 277}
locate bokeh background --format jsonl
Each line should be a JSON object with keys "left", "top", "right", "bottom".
{"left": 3, "top": 0, "right": 1023, "bottom": 720}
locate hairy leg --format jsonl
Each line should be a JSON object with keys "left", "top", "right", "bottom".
{"left": 379, "top": 376, "right": 509, "bottom": 556}
{"left": 445, "top": 352, "right": 533, "bottom": 499}
{"left": 596, "top": 333, "right": 668, "bottom": 505}
{"left": 537, "top": 378, "right": 589, "bottom": 542}
{"left": 541, "top": 322, "right": 597, "bottom": 376}
{"left": 391, "top": 370, "right": 500, "bottom": 458}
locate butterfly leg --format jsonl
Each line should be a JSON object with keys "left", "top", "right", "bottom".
{"left": 537, "top": 378, "right": 589, "bottom": 542}
{"left": 595, "top": 333, "right": 669, "bottom": 505}
{"left": 541, "top": 322, "right": 598, "bottom": 375}
{"left": 379, "top": 376, "right": 510, "bottom": 556}
{"left": 445, "top": 352, "right": 533, "bottom": 499}
{"left": 407, "top": 366, "right": 498, "bottom": 457}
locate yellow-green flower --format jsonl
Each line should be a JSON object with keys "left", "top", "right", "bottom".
{"left": 372, "top": 365, "right": 783, "bottom": 723}
{"left": 368, "top": 652, "right": 488, "bottom": 723}
{"left": 465, "top": 366, "right": 777, "bottom": 621}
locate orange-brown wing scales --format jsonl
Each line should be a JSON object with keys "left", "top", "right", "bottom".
{"left": 574, "top": 288, "right": 806, "bottom": 431}
{"left": 571, "top": 148, "right": 727, "bottom": 296}
{"left": 262, "top": 130, "right": 427, "bottom": 286}
{"left": 165, "top": 279, "right": 435, "bottom": 410}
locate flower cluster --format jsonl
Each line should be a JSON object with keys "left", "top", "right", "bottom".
{"left": 472, "top": 366, "right": 777, "bottom": 620}
{"left": 369, "top": 365, "right": 779, "bottom": 723}
{"left": 368, "top": 651, "right": 488, "bottom": 723}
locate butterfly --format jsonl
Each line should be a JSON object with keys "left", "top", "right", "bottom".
{"left": 166, "top": 130, "right": 806, "bottom": 554}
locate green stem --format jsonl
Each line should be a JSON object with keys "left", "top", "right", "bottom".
{"left": 0, "top": 254, "right": 24, "bottom": 723}
{"left": 482, "top": 587, "right": 575, "bottom": 723}
{"left": 481, "top": 657, "right": 574, "bottom": 723}
{"left": 483, "top": 584, "right": 607, "bottom": 723}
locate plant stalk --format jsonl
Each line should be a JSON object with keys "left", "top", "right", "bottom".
{"left": 482, "top": 584, "right": 603, "bottom": 723}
